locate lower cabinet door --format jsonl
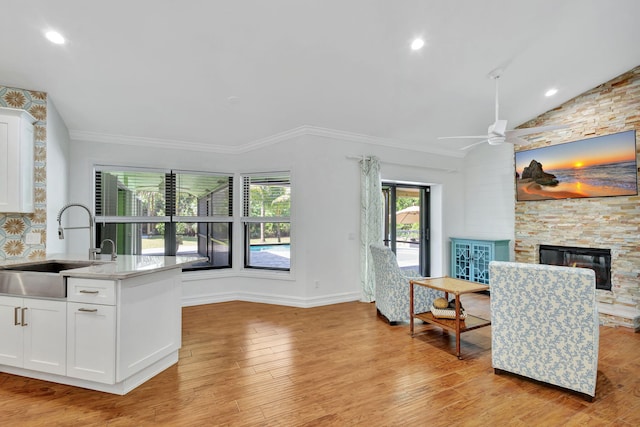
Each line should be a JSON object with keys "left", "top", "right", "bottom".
{"left": 22, "top": 299, "right": 67, "bottom": 375}
{"left": 66, "top": 302, "right": 116, "bottom": 384}
{"left": 0, "top": 295, "right": 24, "bottom": 368}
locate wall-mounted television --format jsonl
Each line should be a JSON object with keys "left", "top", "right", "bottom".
{"left": 515, "top": 129, "right": 638, "bottom": 201}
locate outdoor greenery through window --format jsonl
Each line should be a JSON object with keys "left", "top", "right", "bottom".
{"left": 242, "top": 173, "right": 291, "bottom": 270}
{"left": 94, "top": 166, "right": 232, "bottom": 270}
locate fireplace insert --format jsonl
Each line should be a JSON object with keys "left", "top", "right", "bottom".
{"left": 539, "top": 245, "right": 611, "bottom": 291}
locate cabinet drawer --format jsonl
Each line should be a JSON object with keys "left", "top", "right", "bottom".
{"left": 67, "top": 278, "right": 116, "bottom": 305}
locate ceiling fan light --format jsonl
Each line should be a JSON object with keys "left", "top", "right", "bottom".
{"left": 45, "top": 30, "right": 65, "bottom": 44}
{"left": 411, "top": 38, "right": 425, "bottom": 50}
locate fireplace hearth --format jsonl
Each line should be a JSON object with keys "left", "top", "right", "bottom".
{"left": 539, "top": 245, "right": 612, "bottom": 291}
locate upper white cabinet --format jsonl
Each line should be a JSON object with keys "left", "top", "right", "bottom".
{"left": 0, "top": 107, "right": 36, "bottom": 213}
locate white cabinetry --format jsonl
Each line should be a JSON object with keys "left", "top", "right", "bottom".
{"left": 66, "top": 279, "right": 117, "bottom": 383}
{"left": 0, "top": 264, "right": 183, "bottom": 395}
{"left": 0, "top": 107, "right": 36, "bottom": 213}
{"left": 65, "top": 270, "right": 181, "bottom": 392}
{"left": 0, "top": 296, "right": 66, "bottom": 375}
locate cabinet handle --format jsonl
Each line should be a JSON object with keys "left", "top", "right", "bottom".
{"left": 78, "top": 308, "right": 98, "bottom": 313}
{"left": 14, "top": 307, "right": 21, "bottom": 326}
{"left": 79, "top": 290, "right": 100, "bottom": 294}
{"left": 21, "top": 307, "right": 28, "bottom": 326}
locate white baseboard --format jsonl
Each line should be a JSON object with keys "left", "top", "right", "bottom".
{"left": 1, "top": 351, "right": 178, "bottom": 395}
{"left": 182, "top": 291, "right": 361, "bottom": 308}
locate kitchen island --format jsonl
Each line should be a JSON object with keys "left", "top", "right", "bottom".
{"left": 0, "top": 254, "right": 203, "bottom": 395}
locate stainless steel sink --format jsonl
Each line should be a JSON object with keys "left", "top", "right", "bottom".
{"left": 1, "top": 261, "right": 98, "bottom": 273}
{"left": 0, "top": 261, "right": 100, "bottom": 298}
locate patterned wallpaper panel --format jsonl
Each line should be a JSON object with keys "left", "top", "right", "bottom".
{"left": 0, "top": 85, "right": 47, "bottom": 260}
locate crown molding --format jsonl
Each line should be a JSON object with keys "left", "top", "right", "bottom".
{"left": 301, "top": 126, "right": 465, "bottom": 158}
{"left": 68, "top": 130, "right": 240, "bottom": 154}
{"left": 69, "top": 125, "right": 464, "bottom": 158}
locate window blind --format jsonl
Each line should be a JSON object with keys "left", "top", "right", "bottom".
{"left": 242, "top": 173, "right": 290, "bottom": 219}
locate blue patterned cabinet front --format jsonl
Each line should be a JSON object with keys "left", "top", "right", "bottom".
{"left": 450, "top": 238, "right": 509, "bottom": 285}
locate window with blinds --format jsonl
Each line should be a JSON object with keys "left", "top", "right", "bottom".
{"left": 241, "top": 173, "right": 291, "bottom": 271}
{"left": 94, "top": 166, "right": 233, "bottom": 270}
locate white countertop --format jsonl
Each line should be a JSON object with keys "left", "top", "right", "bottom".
{"left": 0, "top": 254, "right": 206, "bottom": 279}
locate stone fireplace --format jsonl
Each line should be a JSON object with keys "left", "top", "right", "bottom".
{"left": 539, "top": 245, "right": 611, "bottom": 291}
{"left": 514, "top": 66, "right": 640, "bottom": 331}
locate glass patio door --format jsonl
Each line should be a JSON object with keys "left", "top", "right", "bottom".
{"left": 382, "top": 183, "right": 430, "bottom": 276}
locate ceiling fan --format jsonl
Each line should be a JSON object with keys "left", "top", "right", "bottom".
{"left": 438, "top": 69, "right": 566, "bottom": 150}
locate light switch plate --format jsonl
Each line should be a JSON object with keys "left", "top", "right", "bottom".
{"left": 26, "top": 232, "right": 41, "bottom": 244}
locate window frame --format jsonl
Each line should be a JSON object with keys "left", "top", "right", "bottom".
{"left": 241, "top": 172, "right": 291, "bottom": 272}
{"left": 94, "top": 165, "right": 233, "bottom": 271}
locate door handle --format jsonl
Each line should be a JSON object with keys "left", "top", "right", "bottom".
{"left": 79, "top": 290, "right": 100, "bottom": 294}
{"left": 78, "top": 308, "right": 98, "bottom": 313}
{"left": 21, "top": 307, "right": 28, "bottom": 326}
{"left": 14, "top": 307, "right": 20, "bottom": 326}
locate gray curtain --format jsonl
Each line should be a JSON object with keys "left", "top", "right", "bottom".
{"left": 359, "top": 156, "right": 382, "bottom": 301}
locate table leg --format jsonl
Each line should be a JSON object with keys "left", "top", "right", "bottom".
{"left": 409, "top": 281, "right": 414, "bottom": 336}
{"left": 455, "top": 295, "right": 461, "bottom": 359}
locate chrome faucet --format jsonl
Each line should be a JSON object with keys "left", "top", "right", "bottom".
{"left": 56, "top": 203, "right": 98, "bottom": 260}
{"left": 100, "top": 239, "right": 117, "bottom": 261}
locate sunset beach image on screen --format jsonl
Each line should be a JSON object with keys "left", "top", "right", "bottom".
{"left": 515, "top": 130, "right": 638, "bottom": 201}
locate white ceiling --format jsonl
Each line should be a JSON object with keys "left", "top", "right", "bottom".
{"left": 2, "top": 0, "right": 640, "bottom": 156}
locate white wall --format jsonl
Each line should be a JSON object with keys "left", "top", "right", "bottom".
{"left": 67, "top": 132, "right": 466, "bottom": 307}
{"left": 460, "top": 142, "right": 515, "bottom": 256}
{"left": 45, "top": 97, "right": 70, "bottom": 254}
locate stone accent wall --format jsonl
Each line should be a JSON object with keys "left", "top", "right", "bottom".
{"left": 0, "top": 86, "right": 47, "bottom": 260}
{"left": 515, "top": 66, "right": 640, "bottom": 330}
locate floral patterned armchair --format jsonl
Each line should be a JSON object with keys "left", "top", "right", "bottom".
{"left": 489, "top": 261, "right": 599, "bottom": 400}
{"left": 369, "top": 244, "right": 442, "bottom": 324}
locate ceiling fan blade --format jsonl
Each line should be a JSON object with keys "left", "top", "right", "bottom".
{"left": 437, "top": 135, "right": 489, "bottom": 140}
{"left": 506, "top": 136, "right": 529, "bottom": 145}
{"left": 460, "top": 139, "right": 488, "bottom": 150}
{"left": 507, "top": 124, "right": 567, "bottom": 138}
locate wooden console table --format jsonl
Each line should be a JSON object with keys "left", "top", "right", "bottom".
{"left": 410, "top": 276, "right": 490, "bottom": 359}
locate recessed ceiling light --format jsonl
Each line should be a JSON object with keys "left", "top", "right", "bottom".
{"left": 411, "top": 38, "right": 425, "bottom": 50}
{"left": 45, "top": 30, "right": 65, "bottom": 45}
{"left": 545, "top": 88, "right": 558, "bottom": 97}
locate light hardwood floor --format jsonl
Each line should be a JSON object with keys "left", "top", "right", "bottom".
{"left": 1, "top": 294, "right": 639, "bottom": 426}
